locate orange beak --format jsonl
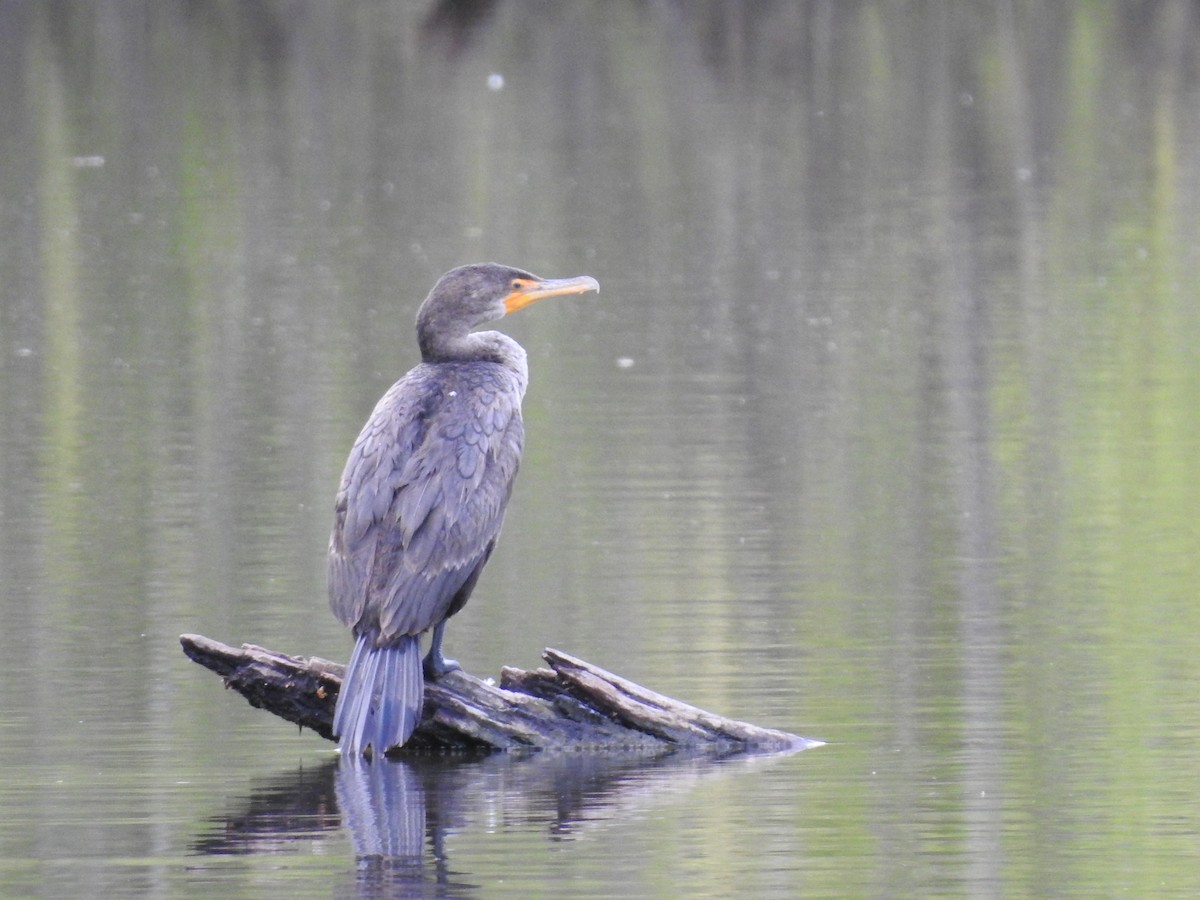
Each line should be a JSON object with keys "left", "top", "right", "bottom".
{"left": 503, "top": 274, "right": 600, "bottom": 315}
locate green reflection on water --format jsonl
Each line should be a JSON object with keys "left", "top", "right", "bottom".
{"left": 2, "top": 2, "right": 1199, "bottom": 897}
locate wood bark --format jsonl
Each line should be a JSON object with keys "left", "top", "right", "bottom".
{"left": 180, "top": 634, "right": 822, "bottom": 755}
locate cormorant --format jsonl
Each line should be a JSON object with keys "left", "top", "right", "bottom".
{"left": 328, "top": 262, "right": 599, "bottom": 755}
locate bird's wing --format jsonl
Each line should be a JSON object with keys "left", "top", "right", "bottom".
{"left": 328, "top": 366, "right": 524, "bottom": 641}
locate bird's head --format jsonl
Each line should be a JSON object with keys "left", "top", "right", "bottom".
{"left": 417, "top": 263, "right": 599, "bottom": 361}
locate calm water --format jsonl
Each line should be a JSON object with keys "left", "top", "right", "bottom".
{"left": 2, "top": 2, "right": 1200, "bottom": 897}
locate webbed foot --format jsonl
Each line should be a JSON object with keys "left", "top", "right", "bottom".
{"left": 423, "top": 620, "right": 461, "bottom": 679}
{"left": 423, "top": 650, "right": 461, "bottom": 679}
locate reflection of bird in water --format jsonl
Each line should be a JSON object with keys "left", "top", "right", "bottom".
{"left": 329, "top": 263, "right": 599, "bottom": 756}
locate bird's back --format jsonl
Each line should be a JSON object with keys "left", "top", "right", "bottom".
{"left": 328, "top": 359, "right": 525, "bottom": 645}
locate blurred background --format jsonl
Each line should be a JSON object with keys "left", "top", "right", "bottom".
{"left": 1, "top": 1, "right": 1198, "bottom": 896}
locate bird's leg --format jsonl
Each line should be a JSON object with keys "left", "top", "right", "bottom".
{"left": 423, "top": 620, "right": 461, "bottom": 678}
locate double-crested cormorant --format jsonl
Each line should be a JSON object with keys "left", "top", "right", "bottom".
{"left": 328, "top": 263, "right": 599, "bottom": 755}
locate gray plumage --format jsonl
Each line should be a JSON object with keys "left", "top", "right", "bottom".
{"left": 328, "top": 263, "right": 598, "bottom": 756}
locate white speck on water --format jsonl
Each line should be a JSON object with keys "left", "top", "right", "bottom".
{"left": 448, "top": 390, "right": 457, "bottom": 397}
{"left": 487, "top": 73, "right": 505, "bottom": 91}
{"left": 69, "top": 155, "right": 105, "bottom": 168}
{"left": 615, "top": 357, "right": 635, "bottom": 369}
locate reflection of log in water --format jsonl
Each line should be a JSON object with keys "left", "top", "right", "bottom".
{"left": 191, "top": 763, "right": 342, "bottom": 857}
{"left": 194, "top": 748, "right": 805, "bottom": 893}
{"left": 180, "top": 634, "right": 823, "bottom": 753}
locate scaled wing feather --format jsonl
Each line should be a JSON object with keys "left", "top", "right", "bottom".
{"left": 328, "top": 363, "right": 524, "bottom": 643}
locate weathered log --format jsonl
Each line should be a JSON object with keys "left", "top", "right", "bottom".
{"left": 179, "top": 634, "right": 823, "bottom": 754}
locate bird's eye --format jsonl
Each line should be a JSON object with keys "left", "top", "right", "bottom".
{"left": 511, "top": 280, "right": 522, "bottom": 290}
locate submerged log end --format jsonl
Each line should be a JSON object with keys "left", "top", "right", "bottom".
{"left": 540, "top": 649, "right": 822, "bottom": 752}
{"left": 179, "top": 634, "right": 823, "bottom": 754}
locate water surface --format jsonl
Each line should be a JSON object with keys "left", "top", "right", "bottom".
{"left": 2, "top": 2, "right": 1199, "bottom": 897}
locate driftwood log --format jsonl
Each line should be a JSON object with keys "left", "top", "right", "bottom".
{"left": 180, "top": 634, "right": 822, "bottom": 754}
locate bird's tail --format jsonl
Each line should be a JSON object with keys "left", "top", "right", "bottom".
{"left": 333, "top": 633, "right": 424, "bottom": 756}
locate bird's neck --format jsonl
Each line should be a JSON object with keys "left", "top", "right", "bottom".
{"left": 418, "top": 324, "right": 475, "bottom": 362}
{"left": 419, "top": 327, "right": 526, "bottom": 371}
{"left": 416, "top": 304, "right": 491, "bottom": 362}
